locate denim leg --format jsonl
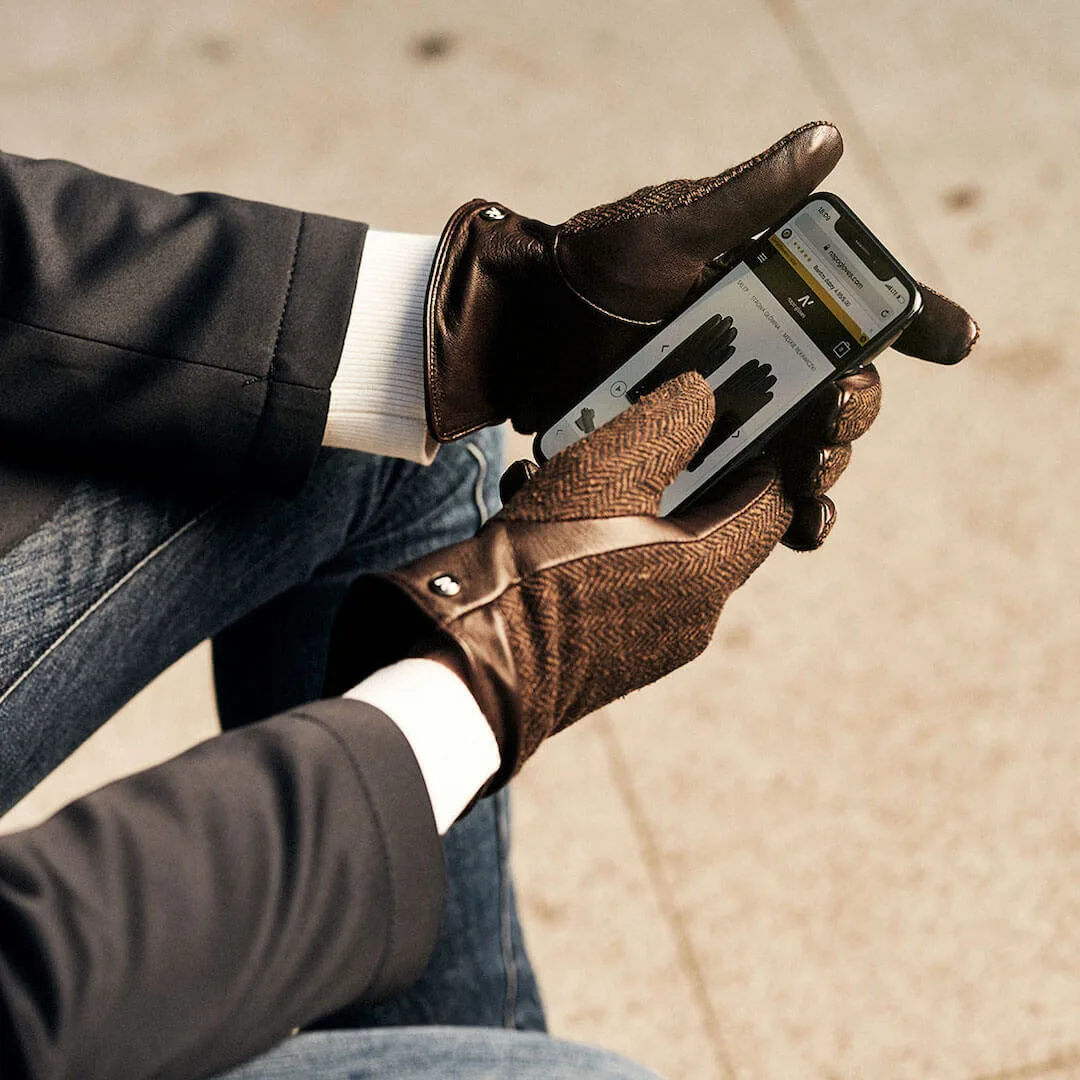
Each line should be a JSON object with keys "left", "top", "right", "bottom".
{"left": 213, "top": 1029, "right": 664, "bottom": 1080}
{"left": 0, "top": 432, "right": 544, "bottom": 1031}
{"left": 212, "top": 433, "right": 545, "bottom": 1031}
{"left": 323, "top": 788, "right": 545, "bottom": 1033}
{"left": 212, "top": 434, "right": 505, "bottom": 728}
{"left": 0, "top": 436, "right": 498, "bottom": 808}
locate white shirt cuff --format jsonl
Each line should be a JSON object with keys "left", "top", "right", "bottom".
{"left": 324, "top": 230, "right": 440, "bottom": 465}
{"left": 345, "top": 658, "right": 500, "bottom": 834}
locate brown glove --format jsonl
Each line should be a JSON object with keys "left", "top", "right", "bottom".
{"left": 774, "top": 364, "right": 883, "bottom": 550}
{"left": 326, "top": 374, "right": 791, "bottom": 791}
{"left": 498, "top": 363, "right": 885, "bottom": 553}
{"left": 425, "top": 121, "right": 978, "bottom": 442}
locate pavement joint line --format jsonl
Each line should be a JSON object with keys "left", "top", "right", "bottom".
{"left": 597, "top": 711, "right": 738, "bottom": 1080}
{"left": 759, "top": 0, "right": 949, "bottom": 291}
{"left": 969, "top": 1048, "right": 1080, "bottom": 1080}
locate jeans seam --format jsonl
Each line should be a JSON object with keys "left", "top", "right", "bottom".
{"left": 496, "top": 789, "right": 519, "bottom": 1028}
{"left": 465, "top": 441, "right": 491, "bottom": 527}
{"left": 0, "top": 501, "right": 222, "bottom": 711}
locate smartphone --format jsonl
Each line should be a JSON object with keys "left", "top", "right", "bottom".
{"left": 534, "top": 192, "right": 922, "bottom": 516}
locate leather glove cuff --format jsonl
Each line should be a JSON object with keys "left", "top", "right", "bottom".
{"left": 326, "top": 514, "right": 685, "bottom": 793}
{"left": 326, "top": 493, "right": 788, "bottom": 794}
{"left": 327, "top": 570, "right": 522, "bottom": 795}
{"left": 424, "top": 198, "right": 675, "bottom": 442}
{"left": 425, "top": 199, "right": 550, "bottom": 441}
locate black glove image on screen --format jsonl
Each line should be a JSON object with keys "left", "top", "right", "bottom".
{"left": 626, "top": 314, "right": 737, "bottom": 403}
{"left": 573, "top": 406, "right": 597, "bottom": 433}
{"left": 687, "top": 357, "right": 777, "bottom": 472}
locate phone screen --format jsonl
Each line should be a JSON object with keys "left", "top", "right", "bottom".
{"left": 536, "top": 194, "right": 920, "bottom": 516}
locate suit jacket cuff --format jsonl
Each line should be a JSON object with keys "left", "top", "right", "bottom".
{"left": 246, "top": 212, "right": 370, "bottom": 491}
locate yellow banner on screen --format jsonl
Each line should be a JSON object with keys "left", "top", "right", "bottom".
{"left": 768, "top": 235, "right": 869, "bottom": 344}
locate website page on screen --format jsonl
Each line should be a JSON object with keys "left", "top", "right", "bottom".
{"left": 538, "top": 197, "right": 914, "bottom": 515}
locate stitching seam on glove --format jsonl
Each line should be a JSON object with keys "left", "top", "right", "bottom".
{"left": 551, "top": 233, "right": 665, "bottom": 327}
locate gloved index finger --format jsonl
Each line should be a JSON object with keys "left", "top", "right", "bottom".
{"left": 643, "top": 122, "right": 844, "bottom": 263}
{"left": 891, "top": 284, "right": 979, "bottom": 365}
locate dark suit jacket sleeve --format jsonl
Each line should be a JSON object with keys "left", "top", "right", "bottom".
{"left": 0, "top": 698, "right": 444, "bottom": 1080}
{"left": 0, "top": 151, "right": 367, "bottom": 494}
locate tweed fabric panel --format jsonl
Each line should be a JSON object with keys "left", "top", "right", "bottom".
{"left": 811, "top": 444, "right": 854, "bottom": 496}
{"left": 501, "top": 474, "right": 791, "bottom": 765}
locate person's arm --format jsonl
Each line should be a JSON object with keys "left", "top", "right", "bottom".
{"left": 0, "top": 129, "right": 978, "bottom": 537}
{"left": 0, "top": 151, "right": 365, "bottom": 494}
{"left": 0, "top": 370, "right": 885, "bottom": 1079}
{"left": 0, "top": 696, "right": 449, "bottom": 1080}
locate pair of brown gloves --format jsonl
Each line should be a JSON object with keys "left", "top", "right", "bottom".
{"left": 327, "top": 122, "right": 978, "bottom": 794}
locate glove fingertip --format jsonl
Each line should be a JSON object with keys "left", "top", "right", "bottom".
{"left": 893, "top": 286, "right": 979, "bottom": 365}
{"left": 781, "top": 494, "right": 837, "bottom": 552}
{"left": 499, "top": 458, "right": 539, "bottom": 507}
{"left": 602, "top": 369, "right": 714, "bottom": 471}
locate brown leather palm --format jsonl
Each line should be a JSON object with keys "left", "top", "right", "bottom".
{"left": 425, "top": 121, "right": 979, "bottom": 443}
{"left": 326, "top": 375, "right": 791, "bottom": 790}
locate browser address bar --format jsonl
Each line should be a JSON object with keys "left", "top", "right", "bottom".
{"left": 788, "top": 214, "right": 892, "bottom": 337}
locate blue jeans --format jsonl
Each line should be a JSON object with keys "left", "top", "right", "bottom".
{"left": 214, "top": 1029, "right": 663, "bottom": 1080}
{"left": 0, "top": 432, "right": 544, "bottom": 1031}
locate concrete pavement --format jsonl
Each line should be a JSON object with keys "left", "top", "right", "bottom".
{"left": 2, "top": 2, "right": 1078, "bottom": 1077}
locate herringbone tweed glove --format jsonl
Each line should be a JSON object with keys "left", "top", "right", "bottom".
{"left": 425, "top": 122, "right": 978, "bottom": 443}
{"left": 499, "top": 363, "right": 885, "bottom": 552}
{"left": 326, "top": 373, "right": 791, "bottom": 791}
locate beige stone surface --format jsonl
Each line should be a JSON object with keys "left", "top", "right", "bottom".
{"left": 2, "top": 1, "right": 1079, "bottom": 1078}
{"left": 0, "top": 645, "right": 216, "bottom": 833}
{"left": 513, "top": 717, "right": 723, "bottom": 1080}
